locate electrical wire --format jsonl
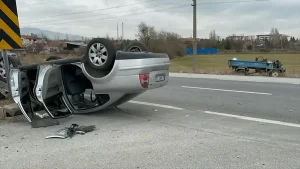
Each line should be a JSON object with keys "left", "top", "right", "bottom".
{"left": 23, "top": 0, "right": 162, "bottom": 19}
{"left": 26, "top": 4, "right": 190, "bottom": 25}
{"left": 23, "top": 0, "right": 269, "bottom": 25}
{"left": 19, "top": 0, "right": 77, "bottom": 5}
{"left": 22, "top": 0, "right": 268, "bottom": 22}
{"left": 22, "top": 0, "right": 183, "bottom": 24}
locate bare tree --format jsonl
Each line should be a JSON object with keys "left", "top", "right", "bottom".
{"left": 209, "top": 30, "right": 218, "bottom": 48}
{"left": 135, "top": 22, "right": 185, "bottom": 59}
{"left": 136, "top": 22, "right": 156, "bottom": 47}
{"left": 209, "top": 30, "right": 217, "bottom": 41}
{"left": 66, "top": 34, "right": 69, "bottom": 41}
{"left": 34, "top": 43, "right": 45, "bottom": 53}
{"left": 270, "top": 27, "right": 280, "bottom": 49}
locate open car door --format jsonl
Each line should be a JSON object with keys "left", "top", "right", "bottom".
{"left": 9, "top": 68, "right": 34, "bottom": 122}
{"left": 9, "top": 63, "right": 73, "bottom": 125}
{"left": 34, "top": 64, "right": 72, "bottom": 119}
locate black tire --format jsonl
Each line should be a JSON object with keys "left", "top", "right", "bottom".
{"left": 46, "top": 56, "right": 62, "bottom": 61}
{"left": 84, "top": 38, "right": 116, "bottom": 70}
{"left": 269, "top": 70, "right": 279, "bottom": 77}
{"left": 124, "top": 41, "right": 149, "bottom": 52}
{"left": 0, "top": 55, "right": 21, "bottom": 83}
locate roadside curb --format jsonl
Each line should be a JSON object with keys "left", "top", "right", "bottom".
{"left": 169, "top": 73, "right": 300, "bottom": 85}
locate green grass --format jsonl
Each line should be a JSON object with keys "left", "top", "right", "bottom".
{"left": 170, "top": 53, "right": 300, "bottom": 77}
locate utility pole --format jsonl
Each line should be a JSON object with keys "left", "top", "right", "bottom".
{"left": 192, "top": 0, "right": 197, "bottom": 71}
{"left": 117, "top": 23, "right": 119, "bottom": 42}
{"left": 122, "top": 22, "right": 124, "bottom": 41}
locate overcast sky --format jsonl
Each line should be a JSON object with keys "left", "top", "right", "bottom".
{"left": 16, "top": 0, "right": 300, "bottom": 39}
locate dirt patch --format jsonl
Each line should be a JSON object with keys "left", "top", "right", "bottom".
{"left": 0, "top": 99, "right": 13, "bottom": 107}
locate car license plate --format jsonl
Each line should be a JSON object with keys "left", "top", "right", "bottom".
{"left": 155, "top": 73, "right": 165, "bottom": 82}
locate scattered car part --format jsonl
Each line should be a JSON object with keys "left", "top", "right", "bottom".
{"left": 45, "top": 124, "right": 96, "bottom": 139}
{"left": 125, "top": 40, "right": 149, "bottom": 52}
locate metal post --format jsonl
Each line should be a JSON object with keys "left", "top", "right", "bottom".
{"left": 192, "top": 0, "right": 197, "bottom": 72}
{"left": 117, "top": 23, "right": 119, "bottom": 42}
{"left": 2, "top": 50, "right": 12, "bottom": 100}
{"left": 121, "top": 22, "right": 124, "bottom": 45}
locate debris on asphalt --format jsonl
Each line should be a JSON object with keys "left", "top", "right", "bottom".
{"left": 45, "top": 124, "right": 96, "bottom": 139}
{"left": 3, "top": 103, "right": 22, "bottom": 117}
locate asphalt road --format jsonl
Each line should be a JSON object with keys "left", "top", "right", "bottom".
{"left": 1, "top": 77, "right": 300, "bottom": 169}
{"left": 137, "top": 77, "right": 300, "bottom": 124}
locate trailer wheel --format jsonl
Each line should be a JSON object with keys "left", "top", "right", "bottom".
{"left": 270, "top": 70, "right": 279, "bottom": 77}
{"left": 84, "top": 38, "right": 116, "bottom": 70}
{"left": 244, "top": 68, "right": 249, "bottom": 76}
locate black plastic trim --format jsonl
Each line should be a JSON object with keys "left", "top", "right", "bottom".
{"left": 115, "top": 51, "right": 169, "bottom": 60}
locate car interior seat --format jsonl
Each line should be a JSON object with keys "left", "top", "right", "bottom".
{"left": 63, "top": 67, "right": 86, "bottom": 97}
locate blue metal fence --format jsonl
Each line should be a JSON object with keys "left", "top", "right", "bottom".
{"left": 186, "top": 48, "right": 218, "bottom": 55}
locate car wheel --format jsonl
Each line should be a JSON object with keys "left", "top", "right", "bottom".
{"left": 84, "top": 38, "right": 116, "bottom": 70}
{"left": 46, "top": 56, "right": 62, "bottom": 61}
{"left": 125, "top": 41, "right": 149, "bottom": 52}
{"left": 0, "top": 55, "right": 21, "bottom": 83}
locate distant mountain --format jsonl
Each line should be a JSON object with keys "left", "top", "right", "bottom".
{"left": 20, "top": 27, "right": 85, "bottom": 41}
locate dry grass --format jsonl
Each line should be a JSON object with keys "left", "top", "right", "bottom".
{"left": 18, "top": 53, "right": 77, "bottom": 65}
{"left": 171, "top": 53, "right": 300, "bottom": 77}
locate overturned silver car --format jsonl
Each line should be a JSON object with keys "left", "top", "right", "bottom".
{"left": 8, "top": 38, "right": 170, "bottom": 124}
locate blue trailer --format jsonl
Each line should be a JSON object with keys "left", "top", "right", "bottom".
{"left": 228, "top": 57, "right": 286, "bottom": 77}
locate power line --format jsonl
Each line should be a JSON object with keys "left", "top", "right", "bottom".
{"left": 22, "top": 0, "right": 266, "bottom": 20}
{"left": 23, "top": 0, "right": 268, "bottom": 25}
{"left": 18, "top": 0, "right": 63, "bottom": 5}
{"left": 197, "top": 0, "right": 268, "bottom": 5}
{"left": 25, "top": 4, "right": 191, "bottom": 25}
{"left": 24, "top": 0, "right": 161, "bottom": 19}
{"left": 22, "top": 0, "right": 183, "bottom": 24}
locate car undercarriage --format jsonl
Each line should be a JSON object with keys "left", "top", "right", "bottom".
{"left": 4, "top": 38, "right": 170, "bottom": 127}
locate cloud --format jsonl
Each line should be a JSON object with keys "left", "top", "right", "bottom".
{"left": 16, "top": 0, "right": 300, "bottom": 39}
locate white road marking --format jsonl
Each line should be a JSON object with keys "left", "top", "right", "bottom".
{"left": 128, "top": 101, "right": 184, "bottom": 110}
{"left": 204, "top": 111, "right": 300, "bottom": 128}
{"left": 182, "top": 86, "right": 273, "bottom": 95}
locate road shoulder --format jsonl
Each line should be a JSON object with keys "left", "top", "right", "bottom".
{"left": 170, "top": 73, "right": 300, "bottom": 85}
